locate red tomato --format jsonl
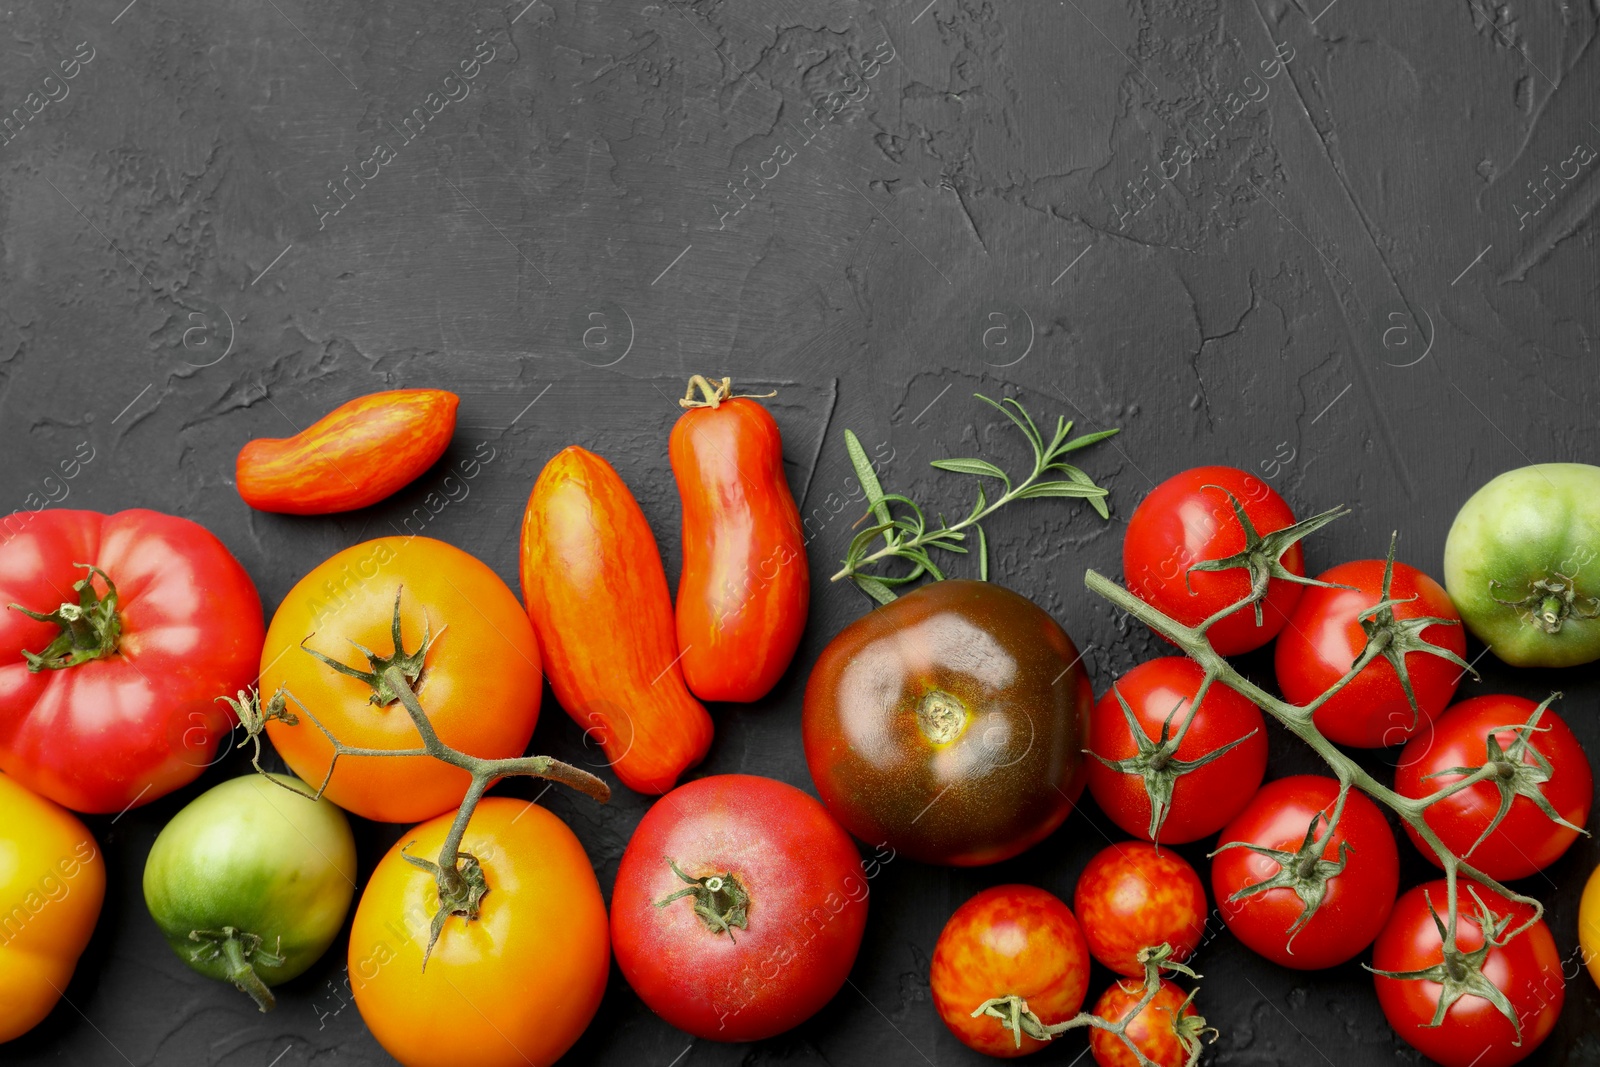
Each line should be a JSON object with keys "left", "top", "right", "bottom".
{"left": 1123, "top": 466, "right": 1307, "bottom": 655}
{"left": 1074, "top": 842, "right": 1207, "bottom": 977}
{"left": 0, "top": 509, "right": 263, "bottom": 813}
{"left": 1089, "top": 978, "right": 1204, "bottom": 1067}
{"left": 1275, "top": 558, "right": 1468, "bottom": 747}
{"left": 930, "top": 885, "right": 1090, "bottom": 1058}
{"left": 1212, "top": 775, "right": 1398, "bottom": 970}
{"left": 1395, "top": 695, "right": 1591, "bottom": 881}
{"left": 1086, "top": 657, "right": 1267, "bottom": 843}
{"left": 671, "top": 380, "right": 809, "bottom": 703}
{"left": 1373, "top": 880, "right": 1562, "bottom": 1067}
{"left": 611, "top": 774, "right": 868, "bottom": 1042}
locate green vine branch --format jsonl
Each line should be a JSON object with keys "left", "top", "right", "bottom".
{"left": 229, "top": 590, "right": 610, "bottom": 966}
{"left": 971, "top": 943, "right": 1215, "bottom": 1067}
{"left": 833, "top": 394, "right": 1120, "bottom": 603}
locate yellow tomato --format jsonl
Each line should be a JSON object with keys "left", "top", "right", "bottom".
{"left": 0, "top": 773, "right": 106, "bottom": 1042}
{"left": 261, "top": 536, "right": 542, "bottom": 823}
{"left": 348, "top": 797, "right": 609, "bottom": 1067}
{"left": 1580, "top": 863, "right": 1600, "bottom": 989}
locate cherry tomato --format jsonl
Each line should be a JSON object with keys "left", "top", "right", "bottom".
{"left": 1395, "top": 695, "right": 1591, "bottom": 881}
{"left": 1275, "top": 557, "right": 1467, "bottom": 747}
{"left": 1086, "top": 657, "right": 1267, "bottom": 843}
{"left": 521, "top": 446, "right": 712, "bottom": 795}
{"left": 611, "top": 774, "right": 867, "bottom": 1041}
{"left": 0, "top": 508, "right": 263, "bottom": 813}
{"left": 1122, "top": 466, "right": 1307, "bottom": 655}
{"left": 262, "top": 536, "right": 541, "bottom": 823}
{"left": 1211, "top": 775, "right": 1398, "bottom": 970}
{"left": 1074, "top": 842, "right": 1206, "bottom": 978}
{"left": 1373, "top": 879, "right": 1562, "bottom": 1067}
{"left": 1089, "top": 978, "right": 1203, "bottom": 1067}
{"left": 671, "top": 379, "right": 809, "bottom": 703}
{"left": 0, "top": 772, "right": 105, "bottom": 1043}
{"left": 803, "top": 580, "right": 1092, "bottom": 866}
{"left": 236, "top": 389, "right": 458, "bottom": 514}
{"left": 348, "top": 797, "right": 609, "bottom": 1067}
{"left": 930, "top": 885, "right": 1090, "bottom": 1058}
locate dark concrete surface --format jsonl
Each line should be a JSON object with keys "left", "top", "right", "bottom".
{"left": 3, "top": 0, "right": 1599, "bottom": 1064}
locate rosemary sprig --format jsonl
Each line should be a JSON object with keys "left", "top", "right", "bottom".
{"left": 833, "top": 394, "right": 1120, "bottom": 602}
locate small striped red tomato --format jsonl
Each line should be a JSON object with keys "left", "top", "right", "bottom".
{"left": 930, "top": 885, "right": 1090, "bottom": 1058}
{"left": 1089, "top": 978, "right": 1205, "bottom": 1067}
{"left": 1074, "top": 842, "right": 1207, "bottom": 978}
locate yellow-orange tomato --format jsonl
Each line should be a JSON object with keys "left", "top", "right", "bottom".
{"left": 262, "top": 537, "right": 542, "bottom": 823}
{"left": 1581, "top": 864, "right": 1600, "bottom": 990}
{"left": 0, "top": 773, "right": 106, "bottom": 1042}
{"left": 348, "top": 798, "right": 609, "bottom": 1067}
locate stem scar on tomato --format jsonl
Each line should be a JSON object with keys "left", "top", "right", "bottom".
{"left": 10, "top": 562, "right": 124, "bottom": 669}
{"left": 297, "top": 588, "right": 441, "bottom": 707}
{"left": 654, "top": 858, "right": 750, "bottom": 941}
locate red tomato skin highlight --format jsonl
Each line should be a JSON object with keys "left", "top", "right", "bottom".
{"left": 611, "top": 774, "right": 867, "bottom": 1042}
{"left": 1373, "top": 880, "right": 1562, "bottom": 1067}
{"left": 1276, "top": 558, "right": 1466, "bottom": 747}
{"left": 1122, "top": 466, "right": 1305, "bottom": 655}
{"left": 1086, "top": 656, "right": 1268, "bottom": 843}
{"left": 1395, "top": 695, "right": 1592, "bottom": 881}
{"left": 930, "top": 884, "right": 1090, "bottom": 1058}
{"left": 671, "top": 396, "right": 809, "bottom": 703}
{"left": 1074, "top": 842, "right": 1207, "bottom": 977}
{"left": 0, "top": 509, "right": 263, "bottom": 813}
{"left": 1211, "top": 775, "right": 1399, "bottom": 970}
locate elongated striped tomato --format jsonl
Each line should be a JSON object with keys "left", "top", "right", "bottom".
{"left": 670, "top": 378, "right": 808, "bottom": 702}
{"left": 236, "top": 389, "right": 458, "bottom": 514}
{"left": 520, "top": 446, "right": 712, "bottom": 794}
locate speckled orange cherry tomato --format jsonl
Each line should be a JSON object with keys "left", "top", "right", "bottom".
{"left": 1074, "top": 842, "right": 1207, "bottom": 978}
{"left": 1089, "top": 978, "right": 1202, "bottom": 1067}
{"left": 930, "top": 884, "right": 1090, "bottom": 1058}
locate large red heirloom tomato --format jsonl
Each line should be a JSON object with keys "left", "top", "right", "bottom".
{"left": 803, "top": 580, "right": 1093, "bottom": 866}
{"left": 0, "top": 509, "right": 263, "bottom": 812}
{"left": 611, "top": 774, "right": 868, "bottom": 1041}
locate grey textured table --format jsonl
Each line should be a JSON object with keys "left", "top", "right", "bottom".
{"left": 3, "top": 0, "right": 1599, "bottom": 1064}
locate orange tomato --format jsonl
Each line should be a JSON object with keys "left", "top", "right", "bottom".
{"left": 520, "top": 446, "right": 712, "bottom": 795}
{"left": 1089, "top": 978, "right": 1203, "bottom": 1067}
{"left": 236, "top": 389, "right": 458, "bottom": 514}
{"left": 348, "top": 797, "right": 609, "bottom": 1067}
{"left": 670, "top": 384, "right": 809, "bottom": 702}
{"left": 0, "top": 773, "right": 106, "bottom": 1042}
{"left": 261, "top": 536, "right": 541, "bottom": 823}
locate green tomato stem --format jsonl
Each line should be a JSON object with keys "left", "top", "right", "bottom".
{"left": 217, "top": 931, "right": 276, "bottom": 1013}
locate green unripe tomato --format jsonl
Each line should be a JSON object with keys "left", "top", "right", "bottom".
{"left": 143, "top": 773, "right": 357, "bottom": 1011}
{"left": 1444, "top": 462, "right": 1600, "bottom": 667}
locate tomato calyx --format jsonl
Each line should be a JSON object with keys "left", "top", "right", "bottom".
{"left": 9, "top": 563, "right": 123, "bottom": 671}
{"left": 654, "top": 858, "right": 750, "bottom": 941}
{"left": 971, "top": 944, "right": 1212, "bottom": 1064}
{"left": 1350, "top": 534, "right": 1477, "bottom": 729}
{"left": 1184, "top": 489, "right": 1348, "bottom": 630}
{"left": 187, "top": 926, "right": 284, "bottom": 1012}
{"left": 1212, "top": 800, "right": 1351, "bottom": 951}
{"left": 677, "top": 373, "right": 777, "bottom": 410}
{"left": 1368, "top": 886, "right": 1526, "bottom": 1043}
{"left": 1091, "top": 678, "right": 1260, "bottom": 840}
{"left": 1421, "top": 693, "right": 1589, "bottom": 856}
{"left": 299, "top": 588, "right": 440, "bottom": 707}
{"left": 1488, "top": 570, "right": 1600, "bottom": 635}
{"left": 401, "top": 844, "right": 491, "bottom": 966}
